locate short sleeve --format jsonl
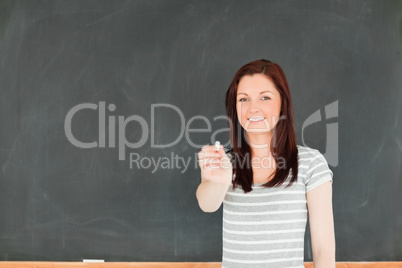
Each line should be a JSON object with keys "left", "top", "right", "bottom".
{"left": 305, "top": 149, "right": 333, "bottom": 192}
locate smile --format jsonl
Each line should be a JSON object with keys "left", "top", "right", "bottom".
{"left": 248, "top": 117, "right": 265, "bottom": 122}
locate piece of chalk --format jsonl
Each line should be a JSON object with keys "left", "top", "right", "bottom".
{"left": 83, "top": 259, "right": 105, "bottom": 263}
{"left": 215, "top": 141, "right": 220, "bottom": 151}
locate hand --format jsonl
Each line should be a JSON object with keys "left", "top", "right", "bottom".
{"left": 197, "top": 144, "right": 233, "bottom": 185}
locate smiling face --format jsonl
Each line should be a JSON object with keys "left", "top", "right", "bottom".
{"left": 236, "top": 73, "right": 282, "bottom": 137}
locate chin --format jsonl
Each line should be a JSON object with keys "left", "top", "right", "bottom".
{"left": 245, "top": 128, "right": 271, "bottom": 133}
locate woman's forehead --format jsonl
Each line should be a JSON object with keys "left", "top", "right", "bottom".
{"left": 237, "top": 74, "right": 278, "bottom": 95}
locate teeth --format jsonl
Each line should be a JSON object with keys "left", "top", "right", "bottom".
{"left": 249, "top": 117, "right": 265, "bottom": 122}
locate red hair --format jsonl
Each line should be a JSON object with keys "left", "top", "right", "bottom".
{"left": 225, "top": 59, "right": 298, "bottom": 193}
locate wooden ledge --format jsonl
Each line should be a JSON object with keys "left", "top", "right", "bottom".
{"left": 0, "top": 262, "right": 401, "bottom": 268}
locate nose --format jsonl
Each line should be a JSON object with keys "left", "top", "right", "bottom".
{"left": 249, "top": 99, "right": 261, "bottom": 113}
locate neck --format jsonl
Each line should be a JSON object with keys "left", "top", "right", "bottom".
{"left": 246, "top": 132, "right": 273, "bottom": 158}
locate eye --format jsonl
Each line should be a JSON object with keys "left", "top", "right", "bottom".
{"left": 238, "top": 98, "right": 247, "bottom": 102}
{"left": 262, "top": 96, "right": 271, "bottom": 100}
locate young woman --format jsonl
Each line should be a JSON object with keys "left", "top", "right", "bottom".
{"left": 196, "top": 59, "right": 335, "bottom": 268}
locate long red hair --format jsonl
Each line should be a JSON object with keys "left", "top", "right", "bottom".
{"left": 225, "top": 59, "right": 298, "bottom": 193}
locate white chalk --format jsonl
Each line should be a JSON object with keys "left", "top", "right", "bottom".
{"left": 83, "top": 259, "right": 105, "bottom": 263}
{"left": 215, "top": 141, "right": 220, "bottom": 151}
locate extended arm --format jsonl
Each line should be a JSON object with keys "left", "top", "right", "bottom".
{"left": 196, "top": 145, "right": 232, "bottom": 213}
{"left": 196, "top": 179, "right": 230, "bottom": 212}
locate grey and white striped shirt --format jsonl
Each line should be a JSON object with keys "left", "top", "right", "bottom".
{"left": 222, "top": 145, "right": 333, "bottom": 268}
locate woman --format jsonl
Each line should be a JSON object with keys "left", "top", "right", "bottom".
{"left": 196, "top": 59, "right": 335, "bottom": 268}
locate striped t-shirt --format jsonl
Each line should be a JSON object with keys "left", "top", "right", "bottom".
{"left": 222, "top": 145, "right": 333, "bottom": 268}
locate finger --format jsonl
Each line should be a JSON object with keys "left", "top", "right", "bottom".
{"left": 207, "top": 158, "right": 221, "bottom": 169}
{"left": 201, "top": 145, "right": 211, "bottom": 152}
{"left": 198, "top": 157, "right": 220, "bottom": 168}
{"left": 198, "top": 151, "right": 220, "bottom": 159}
{"left": 198, "top": 156, "right": 217, "bottom": 165}
{"left": 198, "top": 157, "right": 217, "bottom": 165}
{"left": 198, "top": 157, "right": 210, "bottom": 169}
{"left": 202, "top": 145, "right": 220, "bottom": 153}
{"left": 215, "top": 145, "right": 224, "bottom": 155}
{"left": 214, "top": 144, "right": 223, "bottom": 152}
{"left": 198, "top": 159, "right": 206, "bottom": 169}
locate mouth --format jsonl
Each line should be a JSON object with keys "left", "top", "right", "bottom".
{"left": 248, "top": 117, "right": 266, "bottom": 123}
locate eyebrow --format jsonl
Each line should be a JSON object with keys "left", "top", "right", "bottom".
{"left": 237, "top": 91, "right": 273, "bottom": 96}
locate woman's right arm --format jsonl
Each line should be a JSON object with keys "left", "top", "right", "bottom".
{"left": 196, "top": 145, "right": 233, "bottom": 213}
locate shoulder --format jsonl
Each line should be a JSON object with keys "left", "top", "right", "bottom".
{"left": 297, "top": 144, "right": 320, "bottom": 154}
{"left": 297, "top": 145, "right": 333, "bottom": 191}
{"left": 296, "top": 144, "right": 323, "bottom": 163}
{"left": 296, "top": 144, "right": 331, "bottom": 176}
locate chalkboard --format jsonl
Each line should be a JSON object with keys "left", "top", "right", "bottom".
{"left": 0, "top": 0, "right": 401, "bottom": 262}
